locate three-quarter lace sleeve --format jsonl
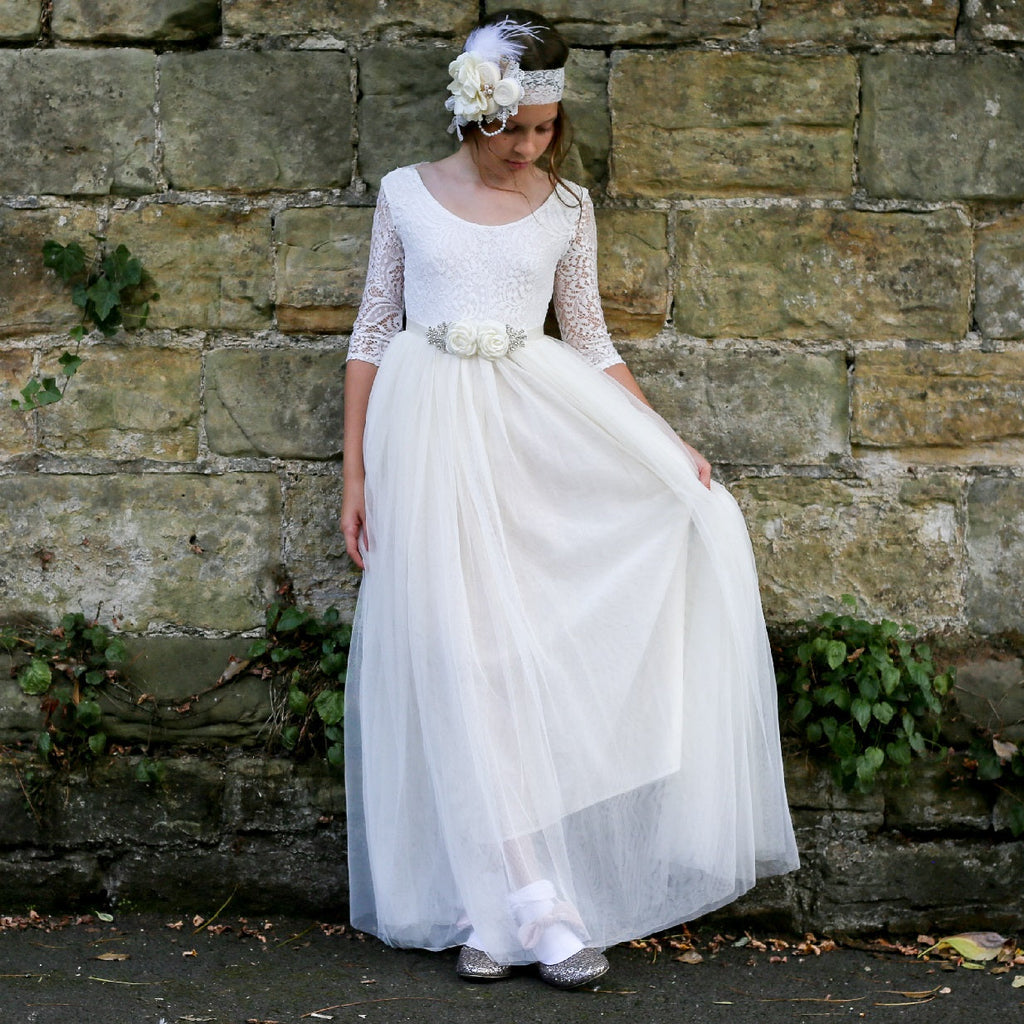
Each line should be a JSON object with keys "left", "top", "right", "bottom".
{"left": 347, "top": 188, "right": 405, "bottom": 365}
{"left": 552, "top": 191, "right": 623, "bottom": 371}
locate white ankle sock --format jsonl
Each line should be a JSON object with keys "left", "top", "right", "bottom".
{"left": 509, "top": 880, "right": 585, "bottom": 966}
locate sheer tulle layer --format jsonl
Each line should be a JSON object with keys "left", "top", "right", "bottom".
{"left": 345, "top": 329, "right": 799, "bottom": 963}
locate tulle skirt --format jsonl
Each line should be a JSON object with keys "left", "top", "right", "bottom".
{"left": 345, "top": 327, "right": 799, "bottom": 964}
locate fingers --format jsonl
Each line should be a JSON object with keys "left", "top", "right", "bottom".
{"left": 340, "top": 513, "right": 366, "bottom": 570}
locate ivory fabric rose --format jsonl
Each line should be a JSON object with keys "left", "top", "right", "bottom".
{"left": 492, "top": 77, "right": 523, "bottom": 109}
{"left": 475, "top": 321, "right": 510, "bottom": 360}
{"left": 444, "top": 321, "right": 479, "bottom": 358}
{"left": 447, "top": 54, "right": 502, "bottom": 120}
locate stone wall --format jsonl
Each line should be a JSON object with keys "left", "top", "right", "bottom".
{"left": 2, "top": 1, "right": 1024, "bottom": 928}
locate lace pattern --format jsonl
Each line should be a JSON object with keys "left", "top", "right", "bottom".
{"left": 347, "top": 165, "right": 622, "bottom": 371}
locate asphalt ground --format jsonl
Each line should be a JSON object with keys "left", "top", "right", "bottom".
{"left": 1, "top": 912, "right": 1021, "bottom": 1024}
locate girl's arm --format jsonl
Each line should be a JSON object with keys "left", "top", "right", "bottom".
{"left": 341, "top": 359, "right": 378, "bottom": 569}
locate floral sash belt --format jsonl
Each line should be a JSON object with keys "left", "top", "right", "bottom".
{"left": 408, "top": 318, "right": 544, "bottom": 360}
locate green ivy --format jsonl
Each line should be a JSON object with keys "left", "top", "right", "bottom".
{"left": 12, "top": 238, "right": 157, "bottom": 411}
{"left": 775, "top": 595, "right": 953, "bottom": 793}
{"left": 247, "top": 601, "right": 351, "bottom": 770}
{"left": 1, "top": 613, "right": 128, "bottom": 766}
{"left": 958, "top": 737, "right": 1024, "bottom": 837}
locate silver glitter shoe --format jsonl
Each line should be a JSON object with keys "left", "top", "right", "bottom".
{"left": 537, "top": 948, "right": 610, "bottom": 989}
{"left": 456, "top": 945, "right": 512, "bottom": 981}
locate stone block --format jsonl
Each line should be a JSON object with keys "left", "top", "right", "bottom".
{"left": 966, "top": 478, "right": 1024, "bottom": 635}
{"left": 816, "top": 838, "right": 1024, "bottom": 933}
{"left": 976, "top": 213, "right": 1024, "bottom": 340}
{"left": 0, "top": 0, "right": 41, "bottom": 39}
{"left": 953, "top": 657, "right": 1024, "bottom": 743}
{"left": 675, "top": 208, "right": 971, "bottom": 342}
{"left": 0, "top": 770, "right": 46, "bottom": 846}
{"left": 965, "top": 0, "right": 1024, "bottom": 41}
{"left": 223, "top": 757, "right": 333, "bottom": 833}
{"left": 861, "top": 54, "right": 1024, "bottom": 201}
{"left": 161, "top": 51, "right": 353, "bottom": 191}
{"left": 357, "top": 45, "right": 455, "bottom": 190}
{"left": 0, "top": 49, "right": 157, "bottom": 196}
{"left": 560, "top": 49, "right": 611, "bottom": 190}
{"left": 47, "top": 758, "right": 225, "bottom": 846}
{"left": 275, "top": 207, "right": 374, "bottom": 334}
{"left": 100, "top": 635, "right": 264, "bottom": 745}
{"left": 596, "top": 210, "right": 669, "bottom": 339}
{"left": 624, "top": 346, "right": 849, "bottom": 466}
{"left": 37, "top": 346, "right": 200, "bottom": 462}
{"left": 760, "top": 0, "right": 958, "bottom": 43}
{"left": 884, "top": 764, "right": 992, "bottom": 832}
{"left": 52, "top": 0, "right": 219, "bottom": 40}
{"left": 610, "top": 52, "right": 856, "bottom": 198}
{"left": 852, "top": 351, "right": 1024, "bottom": 453}
{"left": 0, "top": 474, "right": 281, "bottom": 632}
{"left": 0, "top": 206, "right": 101, "bottom": 337}
{"left": 283, "top": 471, "right": 362, "bottom": 616}
{"left": 1, "top": 350, "right": 35, "bottom": 454}
{"left": 732, "top": 476, "right": 962, "bottom": 628}
{"left": 512, "top": 0, "right": 753, "bottom": 44}
{"left": 107, "top": 205, "right": 272, "bottom": 330}
{"left": 0, "top": 850, "right": 104, "bottom": 909}
{"left": 223, "top": 0, "right": 476, "bottom": 37}
{"left": 205, "top": 348, "right": 346, "bottom": 459}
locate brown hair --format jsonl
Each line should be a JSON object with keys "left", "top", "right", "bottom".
{"left": 465, "top": 9, "right": 574, "bottom": 190}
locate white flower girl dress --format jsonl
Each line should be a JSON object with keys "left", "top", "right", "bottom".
{"left": 344, "top": 164, "right": 799, "bottom": 965}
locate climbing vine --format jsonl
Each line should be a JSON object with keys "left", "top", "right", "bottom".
{"left": 12, "top": 238, "right": 157, "bottom": 411}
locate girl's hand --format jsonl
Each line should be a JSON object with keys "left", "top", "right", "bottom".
{"left": 340, "top": 477, "right": 367, "bottom": 570}
{"left": 683, "top": 442, "right": 712, "bottom": 490}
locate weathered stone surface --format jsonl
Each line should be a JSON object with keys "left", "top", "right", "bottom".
{"left": 596, "top": 210, "right": 669, "bottom": 339}
{"left": 816, "top": 838, "right": 1024, "bottom": 933}
{"left": 953, "top": 658, "right": 1024, "bottom": 743}
{"left": 356, "top": 45, "right": 454, "bottom": 190}
{"left": 675, "top": 208, "right": 971, "bottom": 341}
{"left": 561, "top": 49, "right": 611, "bottom": 190}
{"left": 205, "top": 349, "right": 346, "bottom": 459}
{"left": 522, "top": 0, "right": 753, "bottom": 44}
{"left": 100, "top": 636, "right": 263, "bottom": 744}
{"left": 0, "top": 474, "right": 281, "bottom": 631}
{"left": 884, "top": 764, "right": 992, "bottom": 832}
{"left": 0, "top": 849, "right": 103, "bottom": 907}
{"left": 625, "top": 346, "right": 849, "bottom": 465}
{"left": 37, "top": 346, "right": 200, "bottom": 462}
{"left": 966, "top": 478, "right": 1024, "bottom": 635}
{"left": 852, "top": 351, "right": 1024, "bottom": 452}
{"left": 611, "top": 53, "right": 856, "bottom": 198}
{"left": 861, "top": 54, "right": 1024, "bottom": 201}
{"left": 0, "top": 349, "right": 34, "bottom": 453}
{"left": 224, "top": 0, "right": 475, "bottom": 37}
{"left": 0, "top": 0, "right": 40, "bottom": 38}
{"left": 976, "top": 214, "right": 1024, "bottom": 340}
{"left": 52, "top": 0, "right": 219, "bottom": 40}
{"left": 275, "top": 207, "right": 374, "bottom": 333}
{"left": 965, "top": 0, "right": 1024, "bottom": 41}
{"left": 161, "top": 52, "right": 353, "bottom": 191}
{"left": 0, "top": 50, "right": 157, "bottom": 196}
{"left": 107, "top": 205, "right": 272, "bottom": 330}
{"left": 283, "top": 472, "right": 361, "bottom": 616}
{"left": 0, "top": 207, "right": 101, "bottom": 337}
{"left": 224, "top": 757, "right": 345, "bottom": 833}
{"left": 732, "top": 476, "right": 962, "bottom": 627}
{"left": 760, "top": 0, "right": 958, "bottom": 43}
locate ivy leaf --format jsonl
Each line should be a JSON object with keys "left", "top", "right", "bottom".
{"left": 314, "top": 688, "right": 345, "bottom": 726}
{"left": 75, "top": 700, "right": 102, "bottom": 729}
{"left": 327, "top": 743, "right": 344, "bottom": 768}
{"left": 103, "top": 244, "right": 143, "bottom": 289}
{"left": 850, "top": 697, "right": 872, "bottom": 732}
{"left": 825, "top": 640, "right": 847, "bottom": 670}
{"left": 58, "top": 351, "right": 83, "bottom": 378}
{"left": 42, "top": 240, "right": 86, "bottom": 281}
{"left": 88, "top": 732, "right": 107, "bottom": 756}
{"left": 87, "top": 277, "right": 119, "bottom": 322}
{"left": 287, "top": 684, "right": 309, "bottom": 716}
{"left": 276, "top": 606, "right": 309, "bottom": 632}
{"left": 19, "top": 658, "right": 52, "bottom": 695}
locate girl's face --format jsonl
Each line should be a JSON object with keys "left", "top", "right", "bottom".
{"left": 479, "top": 103, "right": 560, "bottom": 175}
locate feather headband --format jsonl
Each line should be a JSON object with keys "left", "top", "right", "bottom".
{"left": 445, "top": 17, "right": 566, "bottom": 139}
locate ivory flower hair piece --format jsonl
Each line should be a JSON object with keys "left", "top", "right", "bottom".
{"left": 445, "top": 18, "right": 565, "bottom": 140}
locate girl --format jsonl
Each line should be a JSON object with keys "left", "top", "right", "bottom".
{"left": 341, "top": 9, "right": 799, "bottom": 989}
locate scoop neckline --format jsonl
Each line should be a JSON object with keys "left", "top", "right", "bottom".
{"left": 410, "top": 165, "right": 559, "bottom": 228}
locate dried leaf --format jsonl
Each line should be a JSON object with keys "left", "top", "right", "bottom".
{"left": 923, "top": 932, "right": 1010, "bottom": 962}
{"left": 1012, "top": 976, "right": 1024, "bottom": 988}
{"left": 993, "top": 737, "right": 1017, "bottom": 763}
{"left": 674, "top": 950, "right": 703, "bottom": 965}
{"left": 93, "top": 952, "right": 130, "bottom": 962}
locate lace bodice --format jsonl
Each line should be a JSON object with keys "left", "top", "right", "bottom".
{"left": 347, "top": 165, "right": 622, "bottom": 370}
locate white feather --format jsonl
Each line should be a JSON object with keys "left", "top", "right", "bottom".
{"left": 462, "top": 17, "right": 539, "bottom": 65}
